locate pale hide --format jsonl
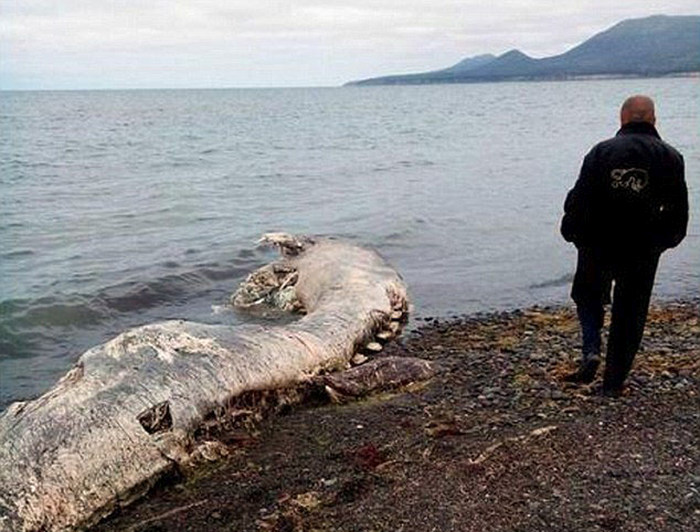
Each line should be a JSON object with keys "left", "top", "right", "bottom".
{"left": 0, "top": 235, "right": 408, "bottom": 531}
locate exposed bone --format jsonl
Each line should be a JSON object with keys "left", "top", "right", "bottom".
{"left": 376, "top": 330, "right": 393, "bottom": 341}
{"left": 278, "top": 270, "right": 299, "bottom": 291}
{"left": 191, "top": 441, "right": 230, "bottom": 463}
{"left": 231, "top": 265, "right": 285, "bottom": 308}
{"left": 391, "top": 310, "right": 404, "bottom": 320}
{"left": 257, "top": 233, "right": 314, "bottom": 257}
{"left": 0, "top": 234, "right": 407, "bottom": 532}
{"left": 231, "top": 263, "right": 300, "bottom": 312}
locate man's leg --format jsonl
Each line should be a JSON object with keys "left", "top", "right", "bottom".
{"left": 565, "top": 248, "right": 611, "bottom": 383}
{"left": 603, "top": 253, "right": 660, "bottom": 395}
{"left": 564, "top": 301, "right": 605, "bottom": 382}
{"left": 578, "top": 302, "right": 604, "bottom": 359}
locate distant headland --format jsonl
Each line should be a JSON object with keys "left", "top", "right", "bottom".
{"left": 345, "top": 15, "right": 700, "bottom": 86}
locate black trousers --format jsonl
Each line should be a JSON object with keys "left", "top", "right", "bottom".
{"left": 571, "top": 247, "right": 660, "bottom": 389}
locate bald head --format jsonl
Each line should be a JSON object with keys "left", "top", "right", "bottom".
{"left": 620, "top": 95, "right": 656, "bottom": 126}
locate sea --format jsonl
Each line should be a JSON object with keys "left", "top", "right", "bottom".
{"left": 1, "top": 78, "right": 698, "bottom": 411}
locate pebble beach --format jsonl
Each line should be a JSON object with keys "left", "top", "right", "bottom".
{"left": 96, "top": 299, "right": 700, "bottom": 532}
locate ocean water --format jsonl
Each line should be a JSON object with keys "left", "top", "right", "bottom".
{"left": 1, "top": 78, "right": 698, "bottom": 410}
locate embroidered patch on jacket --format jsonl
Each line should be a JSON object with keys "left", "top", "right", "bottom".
{"left": 610, "top": 168, "right": 649, "bottom": 192}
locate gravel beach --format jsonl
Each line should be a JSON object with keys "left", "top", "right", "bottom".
{"left": 96, "top": 300, "right": 700, "bottom": 532}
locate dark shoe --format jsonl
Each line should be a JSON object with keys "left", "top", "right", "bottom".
{"left": 563, "top": 358, "right": 600, "bottom": 384}
{"left": 602, "top": 386, "right": 623, "bottom": 398}
{"left": 602, "top": 369, "right": 625, "bottom": 397}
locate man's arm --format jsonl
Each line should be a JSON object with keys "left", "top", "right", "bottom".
{"left": 561, "top": 150, "right": 598, "bottom": 247}
{"left": 658, "top": 153, "right": 688, "bottom": 250}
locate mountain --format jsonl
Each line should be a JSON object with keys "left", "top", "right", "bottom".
{"left": 441, "top": 54, "right": 497, "bottom": 74}
{"left": 346, "top": 15, "right": 700, "bottom": 86}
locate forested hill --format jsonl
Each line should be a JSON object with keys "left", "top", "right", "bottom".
{"left": 346, "top": 15, "right": 700, "bottom": 86}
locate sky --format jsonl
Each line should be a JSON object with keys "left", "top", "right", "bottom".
{"left": 0, "top": 1, "right": 698, "bottom": 90}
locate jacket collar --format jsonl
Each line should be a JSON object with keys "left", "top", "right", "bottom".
{"left": 616, "top": 121, "right": 660, "bottom": 139}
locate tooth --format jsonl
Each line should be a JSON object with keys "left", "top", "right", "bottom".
{"left": 365, "top": 342, "right": 383, "bottom": 352}
{"left": 325, "top": 385, "right": 343, "bottom": 404}
{"left": 352, "top": 354, "right": 368, "bottom": 364}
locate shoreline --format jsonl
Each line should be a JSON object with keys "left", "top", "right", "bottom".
{"left": 95, "top": 298, "right": 699, "bottom": 532}
{"left": 345, "top": 71, "right": 700, "bottom": 87}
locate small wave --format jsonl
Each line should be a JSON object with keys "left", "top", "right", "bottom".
{"left": 0, "top": 222, "right": 24, "bottom": 230}
{"left": 22, "top": 161, "right": 60, "bottom": 169}
{"left": 1, "top": 158, "right": 27, "bottom": 170}
{"left": 113, "top": 212, "right": 137, "bottom": 220}
{"left": 255, "top": 172, "right": 286, "bottom": 180}
{"left": 0, "top": 262, "right": 255, "bottom": 333}
{"left": 237, "top": 248, "right": 258, "bottom": 259}
{"left": 376, "top": 229, "right": 416, "bottom": 248}
{"left": 0, "top": 326, "right": 55, "bottom": 361}
{"left": 1, "top": 249, "right": 35, "bottom": 259}
{"left": 0, "top": 296, "right": 104, "bottom": 330}
{"left": 169, "top": 160, "right": 197, "bottom": 168}
{"left": 98, "top": 265, "right": 249, "bottom": 313}
{"left": 371, "top": 165, "right": 391, "bottom": 173}
{"left": 396, "top": 159, "right": 435, "bottom": 168}
{"left": 374, "top": 217, "right": 431, "bottom": 248}
{"left": 529, "top": 274, "right": 573, "bottom": 290}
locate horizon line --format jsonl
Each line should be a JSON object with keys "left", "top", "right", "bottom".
{"left": 2, "top": 71, "right": 699, "bottom": 93}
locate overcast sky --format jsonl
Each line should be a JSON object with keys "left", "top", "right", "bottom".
{"left": 1, "top": 1, "right": 697, "bottom": 90}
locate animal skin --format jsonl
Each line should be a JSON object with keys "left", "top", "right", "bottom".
{"left": 0, "top": 235, "right": 408, "bottom": 532}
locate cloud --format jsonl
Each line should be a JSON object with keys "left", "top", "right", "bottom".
{"left": 1, "top": 0, "right": 698, "bottom": 88}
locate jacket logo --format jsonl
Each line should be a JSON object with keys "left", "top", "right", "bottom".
{"left": 610, "top": 168, "right": 649, "bottom": 192}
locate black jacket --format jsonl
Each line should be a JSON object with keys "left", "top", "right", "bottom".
{"left": 561, "top": 121, "right": 688, "bottom": 254}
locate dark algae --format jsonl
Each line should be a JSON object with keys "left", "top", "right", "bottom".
{"left": 95, "top": 300, "right": 699, "bottom": 532}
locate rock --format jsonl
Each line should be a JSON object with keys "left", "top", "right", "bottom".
{"left": 550, "top": 391, "right": 566, "bottom": 400}
{"left": 292, "top": 491, "right": 322, "bottom": 510}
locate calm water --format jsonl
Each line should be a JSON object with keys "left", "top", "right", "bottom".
{"left": 1, "top": 79, "right": 698, "bottom": 409}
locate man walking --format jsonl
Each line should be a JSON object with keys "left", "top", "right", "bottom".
{"left": 561, "top": 95, "right": 688, "bottom": 396}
